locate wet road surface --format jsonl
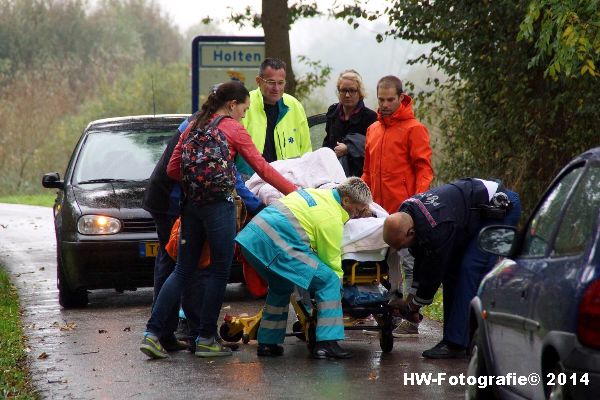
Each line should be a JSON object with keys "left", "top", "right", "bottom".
{"left": 0, "top": 203, "right": 469, "bottom": 399}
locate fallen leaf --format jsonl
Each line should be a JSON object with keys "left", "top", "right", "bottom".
{"left": 38, "top": 352, "right": 49, "bottom": 359}
{"left": 59, "top": 321, "right": 77, "bottom": 331}
{"left": 368, "top": 371, "right": 378, "bottom": 380}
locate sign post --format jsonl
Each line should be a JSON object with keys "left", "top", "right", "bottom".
{"left": 192, "top": 36, "right": 265, "bottom": 113}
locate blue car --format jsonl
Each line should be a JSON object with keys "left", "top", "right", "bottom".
{"left": 467, "top": 147, "right": 600, "bottom": 400}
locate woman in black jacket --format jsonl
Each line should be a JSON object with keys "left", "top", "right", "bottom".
{"left": 322, "top": 69, "right": 377, "bottom": 177}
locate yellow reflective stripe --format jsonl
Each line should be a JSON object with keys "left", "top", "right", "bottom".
{"left": 271, "top": 201, "right": 310, "bottom": 242}
{"left": 252, "top": 215, "right": 319, "bottom": 270}
{"left": 264, "top": 304, "right": 288, "bottom": 315}
{"left": 260, "top": 319, "right": 288, "bottom": 330}
{"left": 317, "top": 316, "right": 344, "bottom": 327}
{"left": 318, "top": 300, "right": 341, "bottom": 310}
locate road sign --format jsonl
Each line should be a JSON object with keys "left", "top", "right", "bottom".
{"left": 192, "top": 36, "right": 265, "bottom": 113}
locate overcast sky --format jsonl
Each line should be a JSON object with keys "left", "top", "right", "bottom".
{"left": 153, "top": 0, "right": 439, "bottom": 109}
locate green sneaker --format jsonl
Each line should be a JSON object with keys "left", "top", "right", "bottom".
{"left": 195, "top": 336, "right": 233, "bottom": 358}
{"left": 140, "top": 332, "right": 169, "bottom": 359}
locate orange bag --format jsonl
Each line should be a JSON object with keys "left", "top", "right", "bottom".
{"left": 165, "top": 217, "right": 210, "bottom": 268}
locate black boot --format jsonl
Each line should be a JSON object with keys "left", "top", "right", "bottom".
{"left": 257, "top": 343, "right": 284, "bottom": 357}
{"left": 422, "top": 340, "right": 467, "bottom": 359}
{"left": 312, "top": 340, "right": 352, "bottom": 359}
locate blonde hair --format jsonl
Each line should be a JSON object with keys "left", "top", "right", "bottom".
{"left": 337, "top": 69, "right": 367, "bottom": 99}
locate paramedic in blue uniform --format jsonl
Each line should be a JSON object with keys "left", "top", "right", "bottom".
{"left": 382, "top": 178, "right": 521, "bottom": 359}
{"left": 236, "top": 177, "right": 373, "bottom": 359}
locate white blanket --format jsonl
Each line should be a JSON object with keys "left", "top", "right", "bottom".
{"left": 246, "top": 147, "right": 347, "bottom": 205}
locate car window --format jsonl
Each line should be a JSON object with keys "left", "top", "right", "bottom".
{"left": 308, "top": 114, "right": 327, "bottom": 151}
{"left": 552, "top": 165, "right": 600, "bottom": 257}
{"left": 521, "top": 167, "right": 583, "bottom": 257}
{"left": 72, "top": 130, "right": 172, "bottom": 183}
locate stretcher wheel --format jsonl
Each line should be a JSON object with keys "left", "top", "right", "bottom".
{"left": 380, "top": 329, "right": 394, "bottom": 353}
{"left": 292, "top": 320, "right": 306, "bottom": 341}
{"left": 242, "top": 333, "right": 250, "bottom": 344}
{"left": 219, "top": 323, "right": 243, "bottom": 343}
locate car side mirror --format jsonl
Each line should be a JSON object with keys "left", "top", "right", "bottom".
{"left": 42, "top": 172, "right": 64, "bottom": 189}
{"left": 478, "top": 225, "right": 517, "bottom": 256}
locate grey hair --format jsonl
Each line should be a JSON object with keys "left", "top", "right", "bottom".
{"left": 336, "top": 177, "right": 372, "bottom": 204}
{"left": 259, "top": 57, "right": 287, "bottom": 76}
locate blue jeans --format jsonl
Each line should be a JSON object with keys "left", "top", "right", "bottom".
{"left": 146, "top": 199, "right": 236, "bottom": 339}
{"left": 150, "top": 212, "right": 205, "bottom": 341}
{"left": 443, "top": 190, "right": 522, "bottom": 347}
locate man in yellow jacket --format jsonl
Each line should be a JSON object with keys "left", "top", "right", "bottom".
{"left": 237, "top": 57, "right": 312, "bottom": 178}
{"left": 235, "top": 177, "right": 372, "bottom": 359}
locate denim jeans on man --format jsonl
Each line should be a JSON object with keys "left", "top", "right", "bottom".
{"left": 146, "top": 199, "right": 236, "bottom": 339}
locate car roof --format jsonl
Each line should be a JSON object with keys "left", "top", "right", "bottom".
{"left": 85, "top": 114, "right": 189, "bottom": 131}
{"left": 576, "top": 146, "right": 600, "bottom": 162}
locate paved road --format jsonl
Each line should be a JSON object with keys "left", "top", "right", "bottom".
{"left": 0, "top": 203, "right": 469, "bottom": 399}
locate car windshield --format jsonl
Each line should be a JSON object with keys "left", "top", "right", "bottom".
{"left": 72, "top": 129, "right": 173, "bottom": 184}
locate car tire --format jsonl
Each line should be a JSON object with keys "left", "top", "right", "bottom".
{"left": 545, "top": 363, "right": 572, "bottom": 400}
{"left": 466, "top": 327, "right": 497, "bottom": 400}
{"left": 57, "top": 250, "right": 88, "bottom": 308}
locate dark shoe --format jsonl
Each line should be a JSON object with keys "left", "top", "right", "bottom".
{"left": 161, "top": 336, "right": 189, "bottom": 352}
{"left": 422, "top": 340, "right": 467, "bottom": 359}
{"left": 257, "top": 343, "right": 284, "bottom": 357}
{"left": 312, "top": 340, "right": 352, "bottom": 359}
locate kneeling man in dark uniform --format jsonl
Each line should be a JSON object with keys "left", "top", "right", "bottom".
{"left": 383, "top": 178, "right": 521, "bottom": 359}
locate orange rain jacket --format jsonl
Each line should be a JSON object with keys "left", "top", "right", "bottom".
{"left": 361, "top": 95, "right": 434, "bottom": 214}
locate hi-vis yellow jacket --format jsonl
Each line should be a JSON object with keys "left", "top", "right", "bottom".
{"left": 237, "top": 89, "right": 311, "bottom": 177}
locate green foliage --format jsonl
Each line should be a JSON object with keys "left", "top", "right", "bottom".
{"left": 0, "top": 194, "right": 55, "bottom": 207}
{"left": 0, "top": 267, "right": 37, "bottom": 399}
{"left": 294, "top": 55, "right": 332, "bottom": 102}
{"left": 421, "top": 288, "right": 443, "bottom": 322}
{"left": 0, "top": 0, "right": 182, "bottom": 81}
{"left": 0, "top": 0, "right": 187, "bottom": 196}
{"left": 519, "top": 0, "right": 600, "bottom": 79}
{"left": 30, "top": 62, "right": 190, "bottom": 192}
{"left": 375, "top": 0, "right": 600, "bottom": 215}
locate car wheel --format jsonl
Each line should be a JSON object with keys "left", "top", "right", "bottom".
{"left": 57, "top": 250, "right": 88, "bottom": 308}
{"left": 546, "top": 363, "right": 572, "bottom": 400}
{"left": 466, "top": 327, "right": 497, "bottom": 400}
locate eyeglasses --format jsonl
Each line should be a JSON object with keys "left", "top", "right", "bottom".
{"left": 338, "top": 88, "right": 359, "bottom": 96}
{"left": 259, "top": 77, "right": 286, "bottom": 87}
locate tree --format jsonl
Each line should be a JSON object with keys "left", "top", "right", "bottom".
{"left": 365, "top": 0, "right": 600, "bottom": 214}
{"left": 204, "top": 1, "right": 329, "bottom": 98}
{"left": 518, "top": 0, "right": 600, "bottom": 79}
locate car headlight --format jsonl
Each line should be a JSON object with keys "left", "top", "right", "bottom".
{"left": 77, "top": 215, "right": 121, "bottom": 235}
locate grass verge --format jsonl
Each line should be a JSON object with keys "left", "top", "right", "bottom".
{"left": 0, "top": 194, "right": 55, "bottom": 208}
{"left": 421, "top": 288, "right": 443, "bottom": 322}
{"left": 0, "top": 266, "right": 38, "bottom": 399}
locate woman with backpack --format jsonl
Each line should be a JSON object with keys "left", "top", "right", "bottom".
{"left": 140, "top": 81, "right": 297, "bottom": 359}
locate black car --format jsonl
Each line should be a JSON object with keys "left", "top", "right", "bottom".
{"left": 42, "top": 115, "right": 238, "bottom": 308}
{"left": 467, "top": 147, "right": 600, "bottom": 399}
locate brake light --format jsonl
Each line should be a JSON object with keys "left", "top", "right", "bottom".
{"left": 577, "top": 279, "right": 600, "bottom": 349}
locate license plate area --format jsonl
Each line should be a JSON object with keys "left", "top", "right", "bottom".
{"left": 139, "top": 242, "right": 159, "bottom": 257}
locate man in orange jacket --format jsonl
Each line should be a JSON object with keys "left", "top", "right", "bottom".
{"left": 362, "top": 75, "right": 433, "bottom": 214}
{"left": 362, "top": 75, "right": 434, "bottom": 337}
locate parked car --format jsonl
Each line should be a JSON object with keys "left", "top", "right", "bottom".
{"left": 43, "top": 115, "right": 236, "bottom": 308}
{"left": 43, "top": 113, "right": 329, "bottom": 308}
{"left": 467, "top": 147, "right": 600, "bottom": 399}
